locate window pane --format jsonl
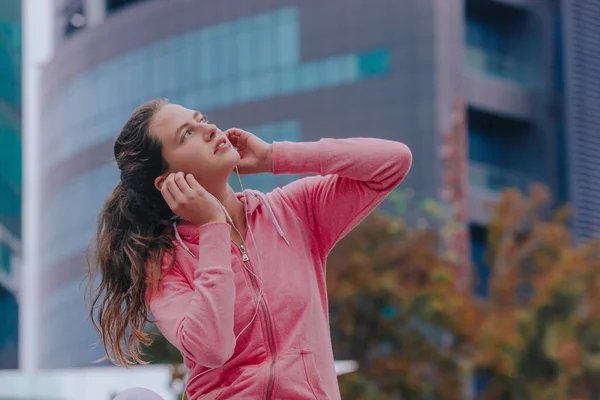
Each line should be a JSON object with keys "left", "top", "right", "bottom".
{"left": 358, "top": 49, "right": 391, "bottom": 78}
{"left": 279, "top": 66, "right": 299, "bottom": 93}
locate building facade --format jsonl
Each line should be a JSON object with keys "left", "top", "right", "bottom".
{"left": 463, "top": 0, "right": 565, "bottom": 298}
{"left": 36, "top": 0, "right": 564, "bottom": 368}
{"left": 562, "top": 0, "right": 600, "bottom": 241}
{"left": 0, "top": 0, "right": 21, "bottom": 370}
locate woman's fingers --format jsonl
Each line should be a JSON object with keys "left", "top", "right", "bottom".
{"left": 160, "top": 178, "right": 177, "bottom": 210}
{"left": 161, "top": 172, "right": 212, "bottom": 209}
{"left": 225, "top": 128, "right": 250, "bottom": 149}
{"left": 159, "top": 173, "right": 225, "bottom": 224}
{"left": 173, "top": 172, "right": 194, "bottom": 197}
{"left": 164, "top": 174, "right": 186, "bottom": 205}
{"left": 225, "top": 128, "right": 243, "bottom": 139}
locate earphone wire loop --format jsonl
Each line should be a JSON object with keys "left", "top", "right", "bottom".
{"left": 183, "top": 166, "right": 264, "bottom": 395}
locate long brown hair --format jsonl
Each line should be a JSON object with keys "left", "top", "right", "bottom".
{"left": 87, "top": 98, "right": 175, "bottom": 366}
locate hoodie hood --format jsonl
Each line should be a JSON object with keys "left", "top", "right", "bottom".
{"left": 173, "top": 189, "right": 290, "bottom": 248}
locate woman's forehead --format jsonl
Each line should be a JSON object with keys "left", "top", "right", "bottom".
{"left": 150, "top": 104, "right": 201, "bottom": 141}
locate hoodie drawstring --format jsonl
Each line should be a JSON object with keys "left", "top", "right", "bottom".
{"left": 173, "top": 218, "right": 195, "bottom": 257}
{"left": 251, "top": 191, "right": 291, "bottom": 246}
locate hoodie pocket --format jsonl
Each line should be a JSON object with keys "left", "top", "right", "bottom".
{"left": 301, "top": 350, "right": 328, "bottom": 400}
{"left": 274, "top": 350, "right": 328, "bottom": 399}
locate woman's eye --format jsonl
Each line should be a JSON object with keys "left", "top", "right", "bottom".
{"left": 183, "top": 130, "right": 191, "bottom": 138}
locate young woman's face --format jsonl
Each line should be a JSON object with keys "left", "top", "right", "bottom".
{"left": 150, "top": 104, "right": 239, "bottom": 189}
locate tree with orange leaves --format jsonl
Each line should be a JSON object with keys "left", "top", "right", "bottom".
{"left": 327, "top": 195, "right": 478, "bottom": 400}
{"left": 330, "top": 185, "right": 600, "bottom": 399}
{"left": 471, "top": 185, "right": 600, "bottom": 399}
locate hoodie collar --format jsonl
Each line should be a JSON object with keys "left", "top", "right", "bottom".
{"left": 174, "top": 190, "right": 263, "bottom": 241}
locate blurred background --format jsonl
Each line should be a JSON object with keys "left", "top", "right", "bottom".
{"left": 1, "top": 0, "right": 599, "bottom": 399}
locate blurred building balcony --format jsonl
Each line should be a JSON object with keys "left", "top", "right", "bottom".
{"left": 469, "top": 161, "right": 530, "bottom": 192}
{"left": 463, "top": 68, "right": 533, "bottom": 121}
{"left": 464, "top": 1, "right": 534, "bottom": 120}
{"left": 468, "top": 161, "right": 531, "bottom": 224}
{"left": 465, "top": 44, "right": 528, "bottom": 87}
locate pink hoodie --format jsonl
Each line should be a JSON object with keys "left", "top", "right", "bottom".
{"left": 148, "top": 138, "right": 412, "bottom": 400}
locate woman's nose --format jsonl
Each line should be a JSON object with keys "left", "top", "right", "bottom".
{"left": 203, "top": 125, "right": 217, "bottom": 141}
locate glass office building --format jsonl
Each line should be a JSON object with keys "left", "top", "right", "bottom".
{"left": 36, "top": 0, "right": 564, "bottom": 368}
{"left": 0, "top": 0, "right": 21, "bottom": 370}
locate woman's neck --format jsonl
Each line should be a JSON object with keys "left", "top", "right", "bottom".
{"left": 210, "top": 183, "right": 246, "bottom": 238}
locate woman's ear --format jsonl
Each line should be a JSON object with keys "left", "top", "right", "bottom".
{"left": 154, "top": 174, "right": 167, "bottom": 192}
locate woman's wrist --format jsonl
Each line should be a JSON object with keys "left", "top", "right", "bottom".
{"left": 197, "top": 219, "right": 229, "bottom": 231}
{"left": 261, "top": 144, "right": 273, "bottom": 173}
{"left": 198, "top": 215, "right": 227, "bottom": 227}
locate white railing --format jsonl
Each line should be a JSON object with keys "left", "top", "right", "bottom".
{"left": 465, "top": 45, "right": 528, "bottom": 86}
{"left": 0, "top": 362, "right": 359, "bottom": 399}
{"left": 468, "top": 162, "right": 531, "bottom": 192}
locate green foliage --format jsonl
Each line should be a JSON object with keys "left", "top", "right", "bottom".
{"left": 327, "top": 210, "right": 474, "bottom": 400}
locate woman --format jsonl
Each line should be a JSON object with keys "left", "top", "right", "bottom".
{"left": 88, "top": 99, "right": 412, "bottom": 400}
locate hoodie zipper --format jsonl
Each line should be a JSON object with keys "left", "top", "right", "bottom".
{"left": 239, "top": 244, "right": 276, "bottom": 400}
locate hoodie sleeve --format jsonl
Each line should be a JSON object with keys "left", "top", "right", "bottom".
{"left": 147, "top": 222, "right": 236, "bottom": 369}
{"left": 272, "top": 138, "right": 412, "bottom": 257}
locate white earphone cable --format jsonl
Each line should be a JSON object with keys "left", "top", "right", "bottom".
{"left": 183, "top": 166, "right": 264, "bottom": 394}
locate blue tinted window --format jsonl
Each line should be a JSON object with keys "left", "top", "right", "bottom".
{"left": 235, "top": 27, "right": 255, "bottom": 74}
{"left": 0, "top": 290, "right": 18, "bottom": 347}
{"left": 470, "top": 225, "right": 489, "bottom": 298}
{"left": 298, "top": 63, "right": 322, "bottom": 91}
{"left": 237, "top": 76, "right": 254, "bottom": 103}
{"left": 0, "top": 0, "right": 21, "bottom": 241}
{"left": 468, "top": 129, "right": 505, "bottom": 167}
{"left": 178, "top": 39, "right": 196, "bottom": 88}
{"left": 153, "top": 52, "right": 170, "bottom": 97}
{"left": 358, "top": 49, "right": 391, "bottom": 78}
{"left": 274, "top": 8, "right": 299, "bottom": 66}
{"left": 323, "top": 57, "right": 343, "bottom": 86}
{"left": 168, "top": 47, "right": 184, "bottom": 92}
{"left": 0, "top": 243, "right": 11, "bottom": 274}
{"left": 252, "top": 71, "right": 271, "bottom": 100}
{"left": 279, "top": 66, "right": 299, "bottom": 94}
{"left": 201, "top": 28, "right": 216, "bottom": 84}
{"left": 465, "top": 16, "right": 529, "bottom": 86}
{"left": 217, "top": 80, "right": 236, "bottom": 108}
{"left": 255, "top": 13, "right": 275, "bottom": 71}
{"left": 337, "top": 55, "right": 359, "bottom": 82}
{"left": 466, "top": 20, "right": 485, "bottom": 47}
{"left": 215, "top": 25, "right": 233, "bottom": 80}
{"left": 126, "top": 59, "right": 144, "bottom": 104}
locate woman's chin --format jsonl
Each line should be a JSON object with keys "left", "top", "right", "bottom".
{"left": 229, "top": 151, "right": 241, "bottom": 166}
{"left": 222, "top": 152, "right": 241, "bottom": 172}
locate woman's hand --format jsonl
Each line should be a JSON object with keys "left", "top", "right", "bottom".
{"left": 160, "top": 172, "right": 226, "bottom": 225}
{"left": 225, "top": 128, "right": 273, "bottom": 175}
